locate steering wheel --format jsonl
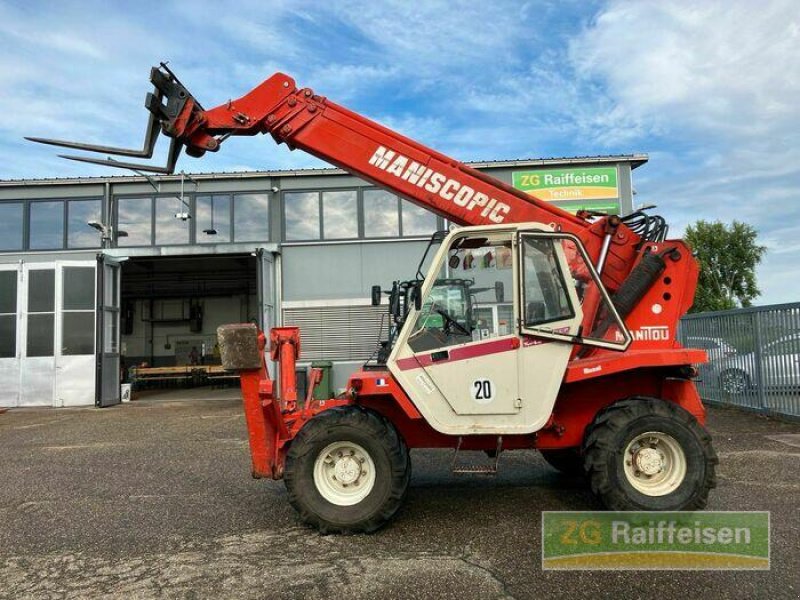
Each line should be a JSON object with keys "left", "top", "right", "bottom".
{"left": 435, "top": 308, "right": 471, "bottom": 337}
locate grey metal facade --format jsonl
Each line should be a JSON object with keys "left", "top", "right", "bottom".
{"left": 0, "top": 154, "right": 646, "bottom": 405}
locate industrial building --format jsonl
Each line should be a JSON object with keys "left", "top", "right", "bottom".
{"left": 0, "top": 154, "right": 645, "bottom": 407}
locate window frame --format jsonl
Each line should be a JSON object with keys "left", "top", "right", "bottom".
{"left": 66, "top": 197, "right": 104, "bottom": 250}
{"left": 195, "top": 193, "right": 234, "bottom": 244}
{"left": 0, "top": 201, "right": 26, "bottom": 252}
{"left": 517, "top": 230, "right": 631, "bottom": 351}
{"left": 28, "top": 199, "right": 67, "bottom": 251}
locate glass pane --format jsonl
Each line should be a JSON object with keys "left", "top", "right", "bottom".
{"left": 63, "top": 267, "right": 95, "bottom": 310}
{"left": 196, "top": 195, "right": 231, "bottom": 243}
{"left": 67, "top": 199, "right": 102, "bottom": 248}
{"left": 0, "top": 203, "right": 23, "bottom": 251}
{"left": 28, "top": 269, "right": 55, "bottom": 312}
{"left": 62, "top": 312, "right": 94, "bottom": 355}
{"left": 0, "top": 315, "right": 15, "bottom": 358}
{"left": 284, "top": 192, "right": 320, "bottom": 240}
{"left": 27, "top": 313, "right": 54, "bottom": 357}
{"left": 402, "top": 200, "right": 437, "bottom": 236}
{"left": 322, "top": 190, "right": 358, "bottom": 239}
{"left": 233, "top": 193, "right": 269, "bottom": 242}
{"left": 29, "top": 201, "right": 64, "bottom": 250}
{"left": 117, "top": 197, "right": 152, "bottom": 246}
{"left": 155, "top": 197, "right": 190, "bottom": 245}
{"left": 521, "top": 237, "right": 573, "bottom": 326}
{"left": 104, "top": 309, "right": 118, "bottom": 353}
{"left": 409, "top": 233, "right": 514, "bottom": 353}
{"left": 103, "top": 265, "right": 118, "bottom": 308}
{"left": 363, "top": 190, "right": 399, "bottom": 237}
{"left": 0, "top": 271, "right": 17, "bottom": 313}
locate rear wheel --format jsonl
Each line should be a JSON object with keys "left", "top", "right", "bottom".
{"left": 540, "top": 448, "right": 584, "bottom": 476}
{"left": 583, "top": 398, "right": 717, "bottom": 511}
{"left": 284, "top": 406, "right": 410, "bottom": 533}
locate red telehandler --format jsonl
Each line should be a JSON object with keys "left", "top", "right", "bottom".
{"left": 30, "top": 64, "right": 717, "bottom": 533}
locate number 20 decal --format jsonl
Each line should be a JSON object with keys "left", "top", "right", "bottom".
{"left": 471, "top": 379, "right": 494, "bottom": 405}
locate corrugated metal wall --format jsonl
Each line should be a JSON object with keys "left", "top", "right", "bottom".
{"left": 283, "top": 304, "right": 387, "bottom": 362}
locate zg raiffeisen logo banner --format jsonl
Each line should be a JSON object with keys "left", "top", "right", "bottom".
{"left": 542, "top": 512, "right": 770, "bottom": 570}
{"left": 513, "top": 167, "right": 619, "bottom": 202}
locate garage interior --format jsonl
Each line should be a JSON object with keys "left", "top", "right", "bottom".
{"left": 120, "top": 254, "right": 258, "bottom": 398}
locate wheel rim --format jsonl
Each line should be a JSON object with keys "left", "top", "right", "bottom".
{"left": 313, "top": 441, "right": 376, "bottom": 506}
{"left": 721, "top": 370, "right": 747, "bottom": 394}
{"left": 623, "top": 431, "right": 687, "bottom": 496}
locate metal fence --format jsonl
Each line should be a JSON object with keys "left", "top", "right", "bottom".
{"left": 678, "top": 302, "right": 800, "bottom": 418}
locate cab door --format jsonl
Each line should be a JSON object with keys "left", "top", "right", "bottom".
{"left": 388, "top": 224, "right": 583, "bottom": 435}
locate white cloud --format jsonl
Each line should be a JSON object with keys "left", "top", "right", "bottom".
{"left": 568, "top": 0, "right": 800, "bottom": 305}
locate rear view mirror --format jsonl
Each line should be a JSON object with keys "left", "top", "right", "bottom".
{"left": 495, "top": 281, "right": 505, "bottom": 303}
{"left": 412, "top": 282, "right": 423, "bottom": 310}
{"left": 371, "top": 285, "right": 382, "bottom": 306}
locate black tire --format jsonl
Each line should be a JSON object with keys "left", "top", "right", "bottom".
{"left": 719, "top": 369, "right": 750, "bottom": 395}
{"left": 583, "top": 398, "right": 718, "bottom": 511}
{"left": 284, "top": 406, "right": 410, "bottom": 534}
{"left": 540, "top": 448, "right": 584, "bottom": 476}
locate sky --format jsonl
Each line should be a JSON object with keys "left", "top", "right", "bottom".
{"left": 0, "top": 0, "right": 798, "bottom": 305}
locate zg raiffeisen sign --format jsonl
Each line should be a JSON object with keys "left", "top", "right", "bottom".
{"left": 512, "top": 167, "right": 620, "bottom": 214}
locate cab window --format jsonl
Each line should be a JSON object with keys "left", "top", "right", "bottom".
{"left": 520, "top": 236, "right": 574, "bottom": 327}
{"left": 408, "top": 234, "right": 513, "bottom": 353}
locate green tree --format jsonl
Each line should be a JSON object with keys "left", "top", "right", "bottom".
{"left": 684, "top": 220, "right": 766, "bottom": 313}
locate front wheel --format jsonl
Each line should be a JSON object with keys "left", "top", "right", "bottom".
{"left": 284, "top": 406, "right": 410, "bottom": 533}
{"left": 583, "top": 398, "right": 718, "bottom": 511}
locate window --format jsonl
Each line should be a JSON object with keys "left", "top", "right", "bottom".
{"left": 62, "top": 266, "right": 95, "bottom": 356}
{"left": 285, "top": 191, "right": 320, "bottom": 240}
{"left": 519, "top": 233, "right": 630, "bottom": 349}
{"left": 401, "top": 199, "right": 437, "bottom": 236}
{"left": 67, "top": 199, "right": 102, "bottom": 249}
{"left": 520, "top": 237, "right": 574, "bottom": 327}
{"left": 322, "top": 190, "right": 358, "bottom": 239}
{"left": 234, "top": 193, "right": 269, "bottom": 242}
{"left": 102, "top": 265, "right": 119, "bottom": 354}
{"left": 363, "top": 189, "right": 399, "bottom": 238}
{"left": 117, "top": 197, "right": 152, "bottom": 246}
{"left": 27, "top": 269, "right": 55, "bottom": 357}
{"left": 766, "top": 338, "right": 800, "bottom": 356}
{"left": 29, "top": 201, "right": 65, "bottom": 250}
{"left": 0, "top": 270, "right": 16, "bottom": 358}
{"left": 0, "top": 203, "right": 23, "bottom": 251}
{"left": 408, "top": 233, "right": 514, "bottom": 353}
{"left": 196, "top": 194, "right": 231, "bottom": 243}
{"left": 155, "top": 197, "right": 190, "bottom": 245}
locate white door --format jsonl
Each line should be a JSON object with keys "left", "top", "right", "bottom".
{"left": 0, "top": 266, "right": 21, "bottom": 407}
{"left": 19, "top": 264, "right": 57, "bottom": 407}
{"left": 55, "top": 262, "right": 97, "bottom": 407}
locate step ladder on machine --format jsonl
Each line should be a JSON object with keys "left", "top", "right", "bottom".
{"left": 451, "top": 436, "right": 503, "bottom": 475}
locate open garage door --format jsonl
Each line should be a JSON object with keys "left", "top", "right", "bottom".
{"left": 119, "top": 253, "right": 260, "bottom": 399}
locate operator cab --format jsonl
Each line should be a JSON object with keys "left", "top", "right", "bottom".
{"left": 378, "top": 223, "right": 631, "bottom": 435}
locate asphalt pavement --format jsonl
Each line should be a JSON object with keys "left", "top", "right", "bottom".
{"left": 1, "top": 394, "right": 798, "bottom": 599}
